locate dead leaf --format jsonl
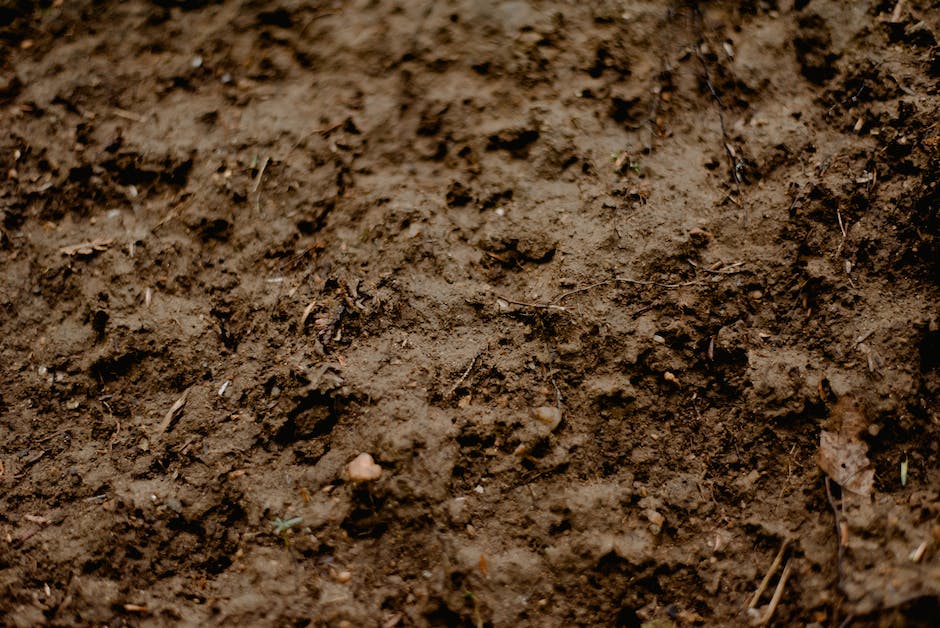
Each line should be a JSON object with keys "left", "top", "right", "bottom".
{"left": 817, "top": 430, "right": 874, "bottom": 495}
{"left": 156, "top": 389, "right": 190, "bottom": 435}
{"left": 60, "top": 238, "right": 113, "bottom": 256}
{"left": 828, "top": 396, "right": 868, "bottom": 437}
{"left": 816, "top": 396, "right": 873, "bottom": 496}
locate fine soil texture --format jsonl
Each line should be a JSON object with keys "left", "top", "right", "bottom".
{"left": 2, "top": 1, "right": 940, "bottom": 626}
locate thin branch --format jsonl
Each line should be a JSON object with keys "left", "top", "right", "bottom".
{"left": 759, "top": 558, "right": 793, "bottom": 627}
{"left": 448, "top": 349, "right": 484, "bottom": 397}
{"left": 748, "top": 542, "right": 788, "bottom": 610}
{"left": 496, "top": 295, "right": 569, "bottom": 312}
{"left": 553, "top": 276, "right": 702, "bottom": 304}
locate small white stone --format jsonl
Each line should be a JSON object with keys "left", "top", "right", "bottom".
{"left": 532, "top": 406, "right": 562, "bottom": 431}
{"left": 346, "top": 453, "right": 382, "bottom": 482}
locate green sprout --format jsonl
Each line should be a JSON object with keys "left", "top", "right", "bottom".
{"left": 464, "top": 590, "right": 484, "bottom": 628}
{"left": 272, "top": 516, "right": 303, "bottom": 536}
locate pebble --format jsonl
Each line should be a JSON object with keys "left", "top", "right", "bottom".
{"left": 532, "top": 406, "right": 562, "bottom": 431}
{"left": 644, "top": 509, "right": 665, "bottom": 526}
{"left": 644, "top": 509, "right": 665, "bottom": 534}
{"left": 346, "top": 453, "right": 382, "bottom": 482}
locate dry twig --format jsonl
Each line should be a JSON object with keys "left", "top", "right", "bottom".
{"left": 748, "top": 541, "right": 788, "bottom": 611}
{"left": 111, "top": 107, "right": 146, "bottom": 123}
{"left": 448, "top": 348, "right": 485, "bottom": 398}
{"left": 554, "top": 276, "right": 702, "bottom": 304}
{"left": 496, "top": 295, "right": 569, "bottom": 313}
{"left": 497, "top": 275, "right": 704, "bottom": 314}
{"left": 890, "top": 0, "right": 907, "bottom": 22}
{"left": 251, "top": 156, "right": 270, "bottom": 194}
{"left": 758, "top": 558, "right": 793, "bottom": 627}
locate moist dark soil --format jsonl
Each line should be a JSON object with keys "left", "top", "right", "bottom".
{"left": 2, "top": 1, "right": 940, "bottom": 626}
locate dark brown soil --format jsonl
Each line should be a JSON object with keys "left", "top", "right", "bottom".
{"left": 2, "top": 1, "right": 939, "bottom": 626}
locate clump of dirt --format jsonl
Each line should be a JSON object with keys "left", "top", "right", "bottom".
{"left": 2, "top": 1, "right": 939, "bottom": 626}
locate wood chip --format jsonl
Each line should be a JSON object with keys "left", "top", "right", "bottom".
{"left": 301, "top": 302, "right": 317, "bottom": 327}
{"left": 60, "top": 238, "right": 113, "bottom": 256}
{"left": 156, "top": 389, "right": 190, "bottom": 435}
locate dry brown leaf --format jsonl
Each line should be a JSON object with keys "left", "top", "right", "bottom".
{"left": 817, "top": 396, "right": 874, "bottom": 496}
{"left": 817, "top": 430, "right": 874, "bottom": 495}
{"left": 828, "top": 396, "right": 868, "bottom": 437}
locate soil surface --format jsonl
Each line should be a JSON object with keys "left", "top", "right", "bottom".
{"left": 2, "top": 1, "right": 940, "bottom": 626}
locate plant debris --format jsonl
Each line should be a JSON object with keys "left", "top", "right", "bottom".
{"left": 817, "top": 396, "right": 874, "bottom": 496}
